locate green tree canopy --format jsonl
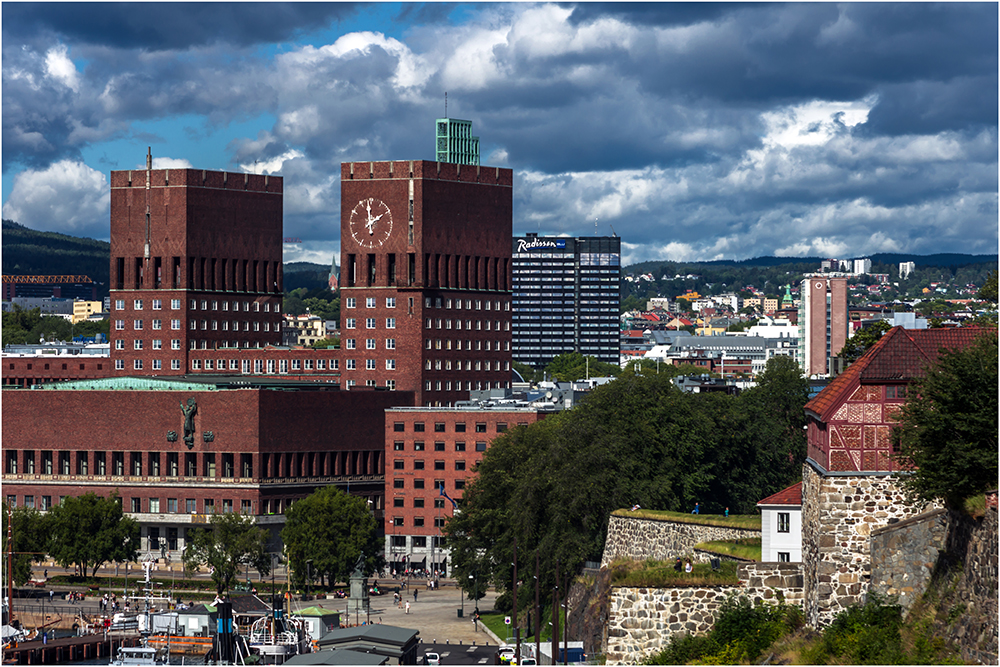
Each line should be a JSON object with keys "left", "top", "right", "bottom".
{"left": 977, "top": 270, "right": 997, "bottom": 302}
{"left": 183, "top": 513, "right": 271, "bottom": 594}
{"left": 281, "top": 487, "right": 382, "bottom": 589}
{"left": 444, "top": 359, "right": 809, "bottom": 612}
{"left": 837, "top": 320, "right": 892, "bottom": 365}
{"left": 544, "top": 352, "right": 620, "bottom": 382}
{"left": 892, "top": 332, "right": 998, "bottom": 509}
{"left": 1, "top": 504, "right": 49, "bottom": 585}
{"left": 47, "top": 492, "right": 139, "bottom": 577}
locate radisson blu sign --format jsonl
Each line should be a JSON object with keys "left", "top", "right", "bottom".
{"left": 516, "top": 238, "right": 567, "bottom": 252}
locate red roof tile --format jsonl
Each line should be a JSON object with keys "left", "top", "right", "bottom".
{"left": 805, "top": 326, "right": 991, "bottom": 422}
{"left": 757, "top": 482, "right": 802, "bottom": 506}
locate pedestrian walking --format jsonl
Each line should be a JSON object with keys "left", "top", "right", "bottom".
{"left": 724, "top": 507, "right": 729, "bottom": 517}
{"left": 44, "top": 569, "right": 48, "bottom": 579}
{"left": 405, "top": 601, "right": 410, "bottom": 614}
{"left": 49, "top": 590, "right": 54, "bottom": 602}
{"left": 413, "top": 589, "right": 418, "bottom": 602}
{"left": 691, "top": 502, "right": 699, "bottom": 514}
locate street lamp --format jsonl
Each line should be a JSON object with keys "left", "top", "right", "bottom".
{"left": 306, "top": 560, "right": 313, "bottom": 602}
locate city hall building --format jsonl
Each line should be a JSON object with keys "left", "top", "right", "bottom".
{"left": 512, "top": 234, "right": 621, "bottom": 368}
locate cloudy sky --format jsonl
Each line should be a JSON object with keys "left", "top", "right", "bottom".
{"left": 3, "top": 2, "right": 997, "bottom": 266}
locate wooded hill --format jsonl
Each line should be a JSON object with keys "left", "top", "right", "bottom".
{"left": 2, "top": 220, "right": 111, "bottom": 296}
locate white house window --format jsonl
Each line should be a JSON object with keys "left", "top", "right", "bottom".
{"left": 778, "top": 552, "right": 790, "bottom": 562}
{"left": 777, "top": 512, "right": 790, "bottom": 533}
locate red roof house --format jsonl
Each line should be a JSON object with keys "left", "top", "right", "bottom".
{"left": 804, "top": 326, "right": 988, "bottom": 473}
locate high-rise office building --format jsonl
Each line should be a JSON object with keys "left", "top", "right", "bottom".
{"left": 339, "top": 160, "right": 513, "bottom": 406}
{"left": 435, "top": 118, "right": 480, "bottom": 165}
{"left": 511, "top": 234, "right": 621, "bottom": 368}
{"left": 109, "top": 151, "right": 284, "bottom": 375}
{"left": 796, "top": 274, "right": 849, "bottom": 376}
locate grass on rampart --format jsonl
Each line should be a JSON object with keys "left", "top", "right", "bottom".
{"left": 694, "top": 538, "right": 762, "bottom": 561}
{"left": 612, "top": 508, "right": 761, "bottom": 530}
{"left": 609, "top": 557, "right": 741, "bottom": 587}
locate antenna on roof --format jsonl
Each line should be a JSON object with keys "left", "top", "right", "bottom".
{"left": 445, "top": 92, "right": 448, "bottom": 117}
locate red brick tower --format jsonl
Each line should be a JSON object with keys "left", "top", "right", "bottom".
{"left": 109, "top": 151, "right": 284, "bottom": 375}
{"left": 339, "top": 160, "right": 513, "bottom": 406}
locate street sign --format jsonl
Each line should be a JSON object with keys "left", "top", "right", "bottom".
{"left": 504, "top": 616, "right": 511, "bottom": 625}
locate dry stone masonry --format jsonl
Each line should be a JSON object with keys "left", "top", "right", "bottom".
{"left": 604, "top": 563, "right": 804, "bottom": 664}
{"left": 870, "top": 508, "right": 947, "bottom": 612}
{"left": 601, "top": 514, "right": 760, "bottom": 568}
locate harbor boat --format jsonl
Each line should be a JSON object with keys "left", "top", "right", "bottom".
{"left": 108, "top": 645, "right": 170, "bottom": 667}
{"left": 247, "top": 612, "right": 310, "bottom": 663}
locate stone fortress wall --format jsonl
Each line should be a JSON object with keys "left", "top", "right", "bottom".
{"left": 605, "top": 562, "right": 804, "bottom": 664}
{"left": 601, "top": 514, "right": 760, "bottom": 568}
{"left": 869, "top": 508, "right": 948, "bottom": 612}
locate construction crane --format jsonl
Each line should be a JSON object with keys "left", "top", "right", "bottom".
{"left": 1, "top": 275, "right": 94, "bottom": 284}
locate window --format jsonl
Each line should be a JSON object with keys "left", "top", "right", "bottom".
{"left": 434, "top": 442, "right": 445, "bottom": 452}
{"left": 414, "top": 442, "right": 425, "bottom": 451}
{"left": 115, "top": 319, "right": 125, "bottom": 330}
{"left": 386, "top": 359, "right": 396, "bottom": 370}
{"left": 152, "top": 359, "right": 161, "bottom": 370}
{"left": 455, "top": 460, "right": 466, "bottom": 471}
{"left": 434, "top": 422, "right": 446, "bottom": 433}
{"left": 171, "top": 339, "right": 181, "bottom": 350}
{"left": 134, "top": 359, "right": 143, "bottom": 370}
{"left": 413, "top": 479, "right": 425, "bottom": 489}
{"left": 241, "top": 500, "right": 252, "bottom": 515}
{"left": 414, "top": 460, "right": 425, "bottom": 470}
{"left": 434, "top": 498, "right": 445, "bottom": 509}
{"left": 394, "top": 422, "right": 405, "bottom": 432}
{"left": 476, "top": 442, "right": 487, "bottom": 452}
{"left": 171, "top": 299, "right": 181, "bottom": 310}
{"left": 434, "top": 460, "right": 445, "bottom": 471}
{"left": 455, "top": 442, "right": 466, "bottom": 452}
{"left": 393, "top": 479, "right": 405, "bottom": 489}
{"left": 346, "top": 318, "right": 356, "bottom": 329}
{"left": 393, "top": 517, "right": 404, "bottom": 527}
{"left": 171, "top": 360, "right": 181, "bottom": 370}
{"left": 778, "top": 552, "right": 791, "bottom": 562}
{"left": 394, "top": 460, "right": 405, "bottom": 470}
{"left": 886, "top": 385, "right": 908, "bottom": 400}
{"left": 134, "top": 319, "right": 144, "bottom": 330}
{"left": 134, "top": 299, "right": 144, "bottom": 310}
{"left": 346, "top": 359, "right": 356, "bottom": 370}
{"left": 414, "top": 498, "right": 425, "bottom": 508}
{"left": 386, "top": 338, "right": 396, "bottom": 349}
{"left": 366, "top": 359, "right": 376, "bottom": 370}
{"left": 434, "top": 517, "right": 446, "bottom": 528}
{"left": 115, "top": 299, "right": 125, "bottom": 310}
{"left": 366, "top": 318, "right": 376, "bottom": 329}
{"left": 475, "top": 423, "right": 487, "bottom": 433}
{"left": 222, "top": 499, "right": 233, "bottom": 514}
{"left": 366, "top": 339, "right": 376, "bottom": 350}
{"left": 393, "top": 498, "right": 405, "bottom": 508}
{"left": 386, "top": 318, "right": 396, "bottom": 329}
{"left": 346, "top": 298, "right": 356, "bottom": 309}
{"left": 394, "top": 442, "right": 405, "bottom": 451}
{"left": 152, "top": 339, "right": 162, "bottom": 349}
{"left": 346, "top": 339, "right": 356, "bottom": 349}
{"left": 386, "top": 297, "right": 396, "bottom": 308}
{"left": 455, "top": 423, "right": 466, "bottom": 433}
{"left": 115, "top": 339, "right": 124, "bottom": 350}
{"left": 130, "top": 498, "right": 141, "bottom": 513}
{"left": 152, "top": 319, "right": 162, "bottom": 330}
{"left": 171, "top": 319, "right": 181, "bottom": 330}
{"left": 204, "top": 499, "right": 215, "bottom": 514}
{"left": 777, "top": 512, "right": 790, "bottom": 533}
{"left": 167, "top": 498, "right": 178, "bottom": 513}
{"left": 366, "top": 297, "right": 376, "bottom": 308}
{"left": 454, "top": 479, "right": 466, "bottom": 490}
{"left": 149, "top": 498, "right": 160, "bottom": 513}
{"left": 497, "top": 423, "right": 507, "bottom": 433}
{"left": 134, "top": 339, "right": 143, "bottom": 350}
{"left": 414, "top": 423, "right": 425, "bottom": 432}
{"left": 414, "top": 517, "right": 425, "bottom": 527}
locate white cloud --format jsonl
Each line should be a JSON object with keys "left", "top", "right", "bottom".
{"left": 43, "top": 44, "right": 80, "bottom": 92}
{"left": 150, "top": 157, "right": 193, "bottom": 169}
{"left": 2, "top": 160, "right": 109, "bottom": 238}
{"left": 238, "top": 149, "right": 303, "bottom": 175}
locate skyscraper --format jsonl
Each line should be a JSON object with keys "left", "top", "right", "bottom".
{"left": 796, "top": 274, "right": 849, "bottom": 376}
{"left": 511, "top": 234, "right": 621, "bottom": 368}
{"left": 339, "top": 160, "right": 513, "bottom": 405}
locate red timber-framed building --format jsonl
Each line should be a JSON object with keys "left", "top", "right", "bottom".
{"left": 799, "top": 325, "right": 990, "bottom": 627}
{"left": 382, "top": 406, "right": 550, "bottom": 575}
{"left": 339, "top": 160, "right": 513, "bottom": 406}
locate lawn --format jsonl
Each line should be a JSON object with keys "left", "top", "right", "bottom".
{"left": 480, "top": 607, "right": 566, "bottom": 643}
{"left": 612, "top": 508, "right": 761, "bottom": 530}
{"left": 694, "top": 538, "right": 762, "bottom": 561}
{"left": 609, "top": 557, "right": 741, "bottom": 587}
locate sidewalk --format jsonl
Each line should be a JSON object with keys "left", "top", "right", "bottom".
{"left": 289, "top": 582, "right": 502, "bottom": 645}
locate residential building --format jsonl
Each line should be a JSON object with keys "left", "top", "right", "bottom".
{"left": 757, "top": 482, "right": 802, "bottom": 563}
{"left": 72, "top": 300, "right": 104, "bottom": 323}
{"left": 284, "top": 314, "right": 328, "bottom": 347}
{"left": 899, "top": 261, "right": 915, "bottom": 279}
{"left": 853, "top": 258, "right": 872, "bottom": 275}
{"left": 339, "top": 160, "right": 513, "bottom": 405}
{"left": 763, "top": 297, "right": 779, "bottom": 314}
{"left": 435, "top": 118, "right": 480, "bottom": 166}
{"left": 797, "top": 274, "right": 849, "bottom": 376}
{"left": 512, "top": 234, "right": 621, "bottom": 368}
{"left": 8, "top": 297, "right": 75, "bottom": 316}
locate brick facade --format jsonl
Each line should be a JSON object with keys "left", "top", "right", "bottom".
{"left": 340, "top": 161, "right": 513, "bottom": 406}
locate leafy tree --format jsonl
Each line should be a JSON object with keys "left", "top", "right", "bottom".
{"left": 837, "top": 320, "right": 892, "bottom": 364}
{"left": 47, "top": 492, "right": 139, "bottom": 576}
{"left": 544, "top": 352, "right": 620, "bottom": 382}
{"left": 978, "top": 270, "right": 997, "bottom": 302}
{"left": 183, "top": 513, "right": 271, "bottom": 594}
{"left": 281, "top": 487, "right": 382, "bottom": 589}
{"left": 311, "top": 337, "right": 339, "bottom": 350}
{"left": 892, "top": 332, "right": 998, "bottom": 509}
{"left": 512, "top": 361, "right": 541, "bottom": 384}
{"left": 1, "top": 504, "right": 49, "bottom": 585}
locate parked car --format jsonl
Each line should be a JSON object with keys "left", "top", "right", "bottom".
{"left": 422, "top": 651, "right": 440, "bottom": 665}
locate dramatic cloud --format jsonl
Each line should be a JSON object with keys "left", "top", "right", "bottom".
{"left": 2, "top": 2, "right": 996, "bottom": 264}
{"left": 2, "top": 160, "right": 110, "bottom": 239}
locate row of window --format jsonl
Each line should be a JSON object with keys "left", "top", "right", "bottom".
{"left": 345, "top": 297, "right": 396, "bottom": 309}
{"left": 191, "top": 358, "right": 337, "bottom": 373}
{"left": 423, "top": 297, "right": 509, "bottom": 311}
{"left": 424, "top": 339, "right": 511, "bottom": 351}
{"left": 116, "top": 359, "right": 177, "bottom": 371}
{"left": 4, "top": 494, "right": 252, "bottom": 516}
{"left": 392, "top": 495, "right": 454, "bottom": 508}
{"left": 345, "top": 318, "right": 395, "bottom": 329}
{"left": 425, "top": 318, "right": 508, "bottom": 332}
{"left": 393, "top": 441, "right": 489, "bottom": 452}
{"left": 345, "top": 338, "right": 396, "bottom": 350}
{"left": 4, "top": 450, "right": 252, "bottom": 478}
{"left": 390, "top": 516, "right": 447, "bottom": 528}
{"left": 114, "top": 319, "right": 277, "bottom": 332}
{"left": 423, "top": 359, "right": 510, "bottom": 372}
{"left": 393, "top": 459, "right": 469, "bottom": 471}
{"left": 425, "top": 380, "right": 508, "bottom": 392}
{"left": 393, "top": 421, "right": 512, "bottom": 433}
{"left": 343, "top": 359, "right": 397, "bottom": 371}
{"left": 115, "top": 298, "right": 279, "bottom": 313}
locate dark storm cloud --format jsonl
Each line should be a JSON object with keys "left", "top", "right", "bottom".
{"left": 1, "top": 3, "right": 360, "bottom": 51}
{"left": 565, "top": 3, "right": 765, "bottom": 28}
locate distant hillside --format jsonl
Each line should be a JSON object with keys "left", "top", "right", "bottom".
{"left": 625, "top": 253, "right": 998, "bottom": 274}
{"left": 284, "top": 261, "right": 331, "bottom": 292}
{"left": 2, "top": 219, "right": 112, "bottom": 297}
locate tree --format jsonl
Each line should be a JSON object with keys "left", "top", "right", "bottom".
{"left": 1, "top": 504, "right": 49, "bottom": 585}
{"left": 183, "top": 513, "right": 271, "bottom": 594}
{"left": 544, "top": 352, "right": 620, "bottom": 382}
{"left": 512, "top": 361, "right": 541, "bottom": 384}
{"left": 47, "top": 492, "right": 139, "bottom": 576}
{"left": 281, "top": 487, "right": 382, "bottom": 589}
{"left": 837, "top": 320, "right": 891, "bottom": 365}
{"left": 892, "top": 332, "right": 998, "bottom": 509}
{"left": 977, "top": 270, "right": 997, "bottom": 302}
{"left": 311, "top": 337, "right": 339, "bottom": 349}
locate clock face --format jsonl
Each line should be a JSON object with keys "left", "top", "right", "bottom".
{"left": 349, "top": 197, "right": 393, "bottom": 249}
